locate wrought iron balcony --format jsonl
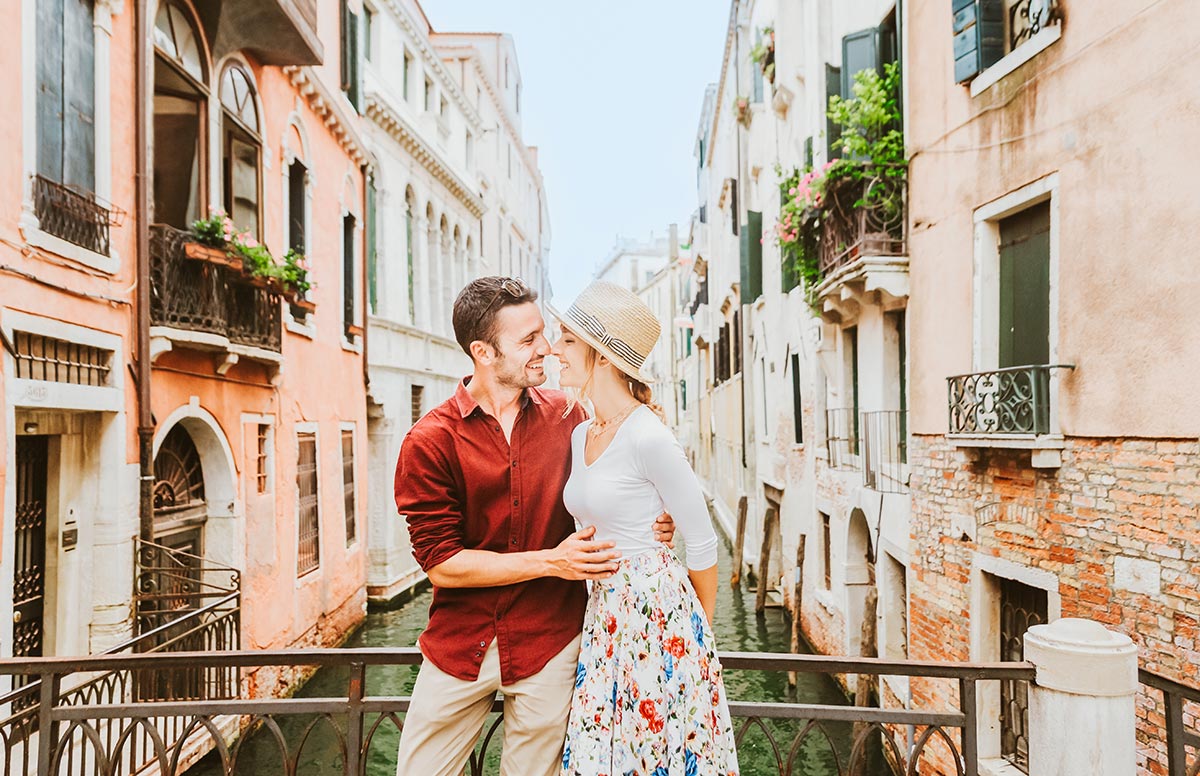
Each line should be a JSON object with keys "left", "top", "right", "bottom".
{"left": 31, "top": 175, "right": 121, "bottom": 257}
{"left": 149, "top": 224, "right": 283, "bottom": 360}
{"left": 946, "top": 364, "right": 1074, "bottom": 436}
{"left": 861, "top": 410, "right": 908, "bottom": 493}
{"left": 825, "top": 408, "right": 859, "bottom": 470}
{"left": 818, "top": 166, "right": 907, "bottom": 279}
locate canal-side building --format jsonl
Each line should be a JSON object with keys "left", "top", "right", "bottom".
{"left": 359, "top": 3, "right": 553, "bottom": 604}
{"left": 2, "top": 0, "right": 140, "bottom": 666}
{"left": 1, "top": 0, "right": 373, "bottom": 707}
{"left": 145, "top": 0, "right": 370, "bottom": 678}
{"left": 679, "top": 0, "right": 911, "bottom": 705}
{"left": 904, "top": 1, "right": 1200, "bottom": 773}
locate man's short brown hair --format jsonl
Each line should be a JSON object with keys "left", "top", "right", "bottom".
{"left": 452, "top": 276, "right": 539, "bottom": 356}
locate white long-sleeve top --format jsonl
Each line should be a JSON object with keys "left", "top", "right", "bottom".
{"left": 562, "top": 406, "right": 718, "bottom": 571}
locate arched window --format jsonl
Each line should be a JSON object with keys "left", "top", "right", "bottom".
{"left": 219, "top": 64, "right": 262, "bottom": 237}
{"left": 153, "top": 1, "right": 209, "bottom": 229}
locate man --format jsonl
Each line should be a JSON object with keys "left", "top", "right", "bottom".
{"left": 394, "top": 277, "right": 674, "bottom": 776}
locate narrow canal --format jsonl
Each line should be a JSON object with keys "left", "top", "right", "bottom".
{"left": 194, "top": 531, "right": 869, "bottom": 775}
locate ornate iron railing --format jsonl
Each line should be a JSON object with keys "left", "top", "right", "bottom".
{"left": 31, "top": 175, "right": 121, "bottom": 257}
{"left": 1140, "top": 669, "right": 1200, "bottom": 776}
{"left": 818, "top": 167, "right": 907, "bottom": 278}
{"left": 150, "top": 224, "right": 282, "bottom": 353}
{"left": 0, "top": 592, "right": 240, "bottom": 776}
{"left": 946, "top": 365, "right": 1074, "bottom": 436}
{"left": 1007, "top": 0, "right": 1060, "bottom": 50}
{"left": 825, "top": 408, "right": 859, "bottom": 470}
{"left": 0, "top": 649, "right": 1035, "bottom": 776}
{"left": 862, "top": 410, "right": 907, "bottom": 493}
{"left": 135, "top": 539, "right": 241, "bottom": 639}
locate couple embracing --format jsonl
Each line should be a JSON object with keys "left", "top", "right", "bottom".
{"left": 393, "top": 276, "right": 740, "bottom": 776}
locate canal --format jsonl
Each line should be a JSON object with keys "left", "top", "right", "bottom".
{"left": 193, "top": 531, "right": 868, "bottom": 775}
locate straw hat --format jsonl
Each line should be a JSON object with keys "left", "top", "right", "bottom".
{"left": 548, "top": 280, "right": 661, "bottom": 382}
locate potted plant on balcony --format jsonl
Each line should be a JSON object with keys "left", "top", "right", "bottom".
{"left": 278, "top": 249, "right": 315, "bottom": 312}
{"left": 186, "top": 212, "right": 241, "bottom": 268}
{"left": 750, "top": 26, "right": 776, "bottom": 84}
{"left": 735, "top": 96, "right": 752, "bottom": 128}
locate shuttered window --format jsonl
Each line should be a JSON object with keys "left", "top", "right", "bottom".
{"left": 954, "top": 0, "right": 1004, "bottom": 83}
{"left": 411, "top": 385, "right": 425, "bottom": 425}
{"left": 998, "top": 203, "right": 1051, "bottom": 368}
{"left": 343, "top": 213, "right": 357, "bottom": 340}
{"left": 739, "top": 210, "right": 763, "bottom": 303}
{"left": 791, "top": 353, "right": 803, "bottom": 444}
{"left": 342, "top": 429, "right": 356, "bottom": 546}
{"left": 340, "top": 0, "right": 361, "bottom": 111}
{"left": 366, "top": 174, "right": 378, "bottom": 315}
{"left": 37, "top": 0, "right": 95, "bottom": 191}
{"left": 729, "top": 179, "right": 739, "bottom": 236}
{"left": 824, "top": 64, "right": 842, "bottom": 160}
{"left": 296, "top": 433, "right": 320, "bottom": 575}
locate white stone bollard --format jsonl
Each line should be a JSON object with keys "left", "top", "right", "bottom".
{"left": 1023, "top": 618, "right": 1138, "bottom": 776}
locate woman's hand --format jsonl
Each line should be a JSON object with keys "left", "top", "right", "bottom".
{"left": 653, "top": 512, "right": 676, "bottom": 548}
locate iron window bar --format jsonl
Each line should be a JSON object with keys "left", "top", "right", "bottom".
{"left": 946, "top": 364, "right": 1075, "bottom": 436}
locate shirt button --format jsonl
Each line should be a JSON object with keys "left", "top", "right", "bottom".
{"left": 494, "top": 425, "right": 501, "bottom": 432}
{"left": 480, "top": 641, "right": 486, "bottom": 647}
{"left": 512, "top": 461, "right": 518, "bottom": 468}
{"left": 513, "top": 498, "right": 519, "bottom": 506}
{"left": 511, "top": 538, "right": 518, "bottom": 545}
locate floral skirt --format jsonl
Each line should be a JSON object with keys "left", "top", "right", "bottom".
{"left": 561, "top": 546, "right": 739, "bottom": 776}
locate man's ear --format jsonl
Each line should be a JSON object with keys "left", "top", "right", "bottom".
{"left": 469, "top": 340, "right": 495, "bottom": 364}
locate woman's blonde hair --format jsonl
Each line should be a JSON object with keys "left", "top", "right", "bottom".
{"left": 562, "top": 333, "right": 665, "bottom": 422}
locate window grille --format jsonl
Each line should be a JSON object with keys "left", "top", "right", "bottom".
{"left": 1000, "top": 578, "right": 1047, "bottom": 772}
{"left": 255, "top": 425, "right": 270, "bottom": 494}
{"left": 411, "top": 385, "right": 425, "bottom": 426}
{"left": 12, "top": 331, "right": 113, "bottom": 386}
{"left": 296, "top": 433, "right": 320, "bottom": 575}
{"left": 342, "top": 429, "right": 356, "bottom": 545}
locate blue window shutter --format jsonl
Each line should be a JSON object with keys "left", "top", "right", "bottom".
{"left": 63, "top": 0, "right": 95, "bottom": 191}
{"left": 36, "top": 0, "right": 65, "bottom": 183}
{"left": 954, "top": 0, "right": 1004, "bottom": 84}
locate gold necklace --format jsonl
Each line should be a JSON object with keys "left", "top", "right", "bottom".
{"left": 587, "top": 402, "right": 640, "bottom": 440}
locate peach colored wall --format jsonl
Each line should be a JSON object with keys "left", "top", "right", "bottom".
{"left": 152, "top": 37, "right": 368, "bottom": 652}
{"left": 906, "top": 0, "right": 1200, "bottom": 438}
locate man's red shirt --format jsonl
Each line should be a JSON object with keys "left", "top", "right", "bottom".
{"left": 394, "top": 379, "right": 588, "bottom": 683}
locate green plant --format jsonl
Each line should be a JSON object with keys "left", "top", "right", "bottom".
{"left": 750, "top": 26, "right": 776, "bottom": 83}
{"left": 277, "top": 249, "right": 312, "bottom": 297}
{"left": 774, "top": 61, "right": 906, "bottom": 298}
{"left": 190, "top": 212, "right": 234, "bottom": 247}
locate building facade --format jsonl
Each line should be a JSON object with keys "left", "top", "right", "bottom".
{"left": 904, "top": 1, "right": 1200, "bottom": 773}
{"left": 360, "top": 2, "right": 552, "bottom": 604}
{"left": 1, "top": 0, "right": 373, "bottom": 704}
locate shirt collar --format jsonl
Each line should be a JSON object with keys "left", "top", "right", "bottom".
{"left": 453, "top": 377, "right": 543, "bottom": 419}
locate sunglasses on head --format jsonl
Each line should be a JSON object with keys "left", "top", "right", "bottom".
{"left": 482, "top": 278, "right": 529, "bottom": 315}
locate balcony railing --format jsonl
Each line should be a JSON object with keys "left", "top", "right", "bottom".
{"left": 31, "top": 175, "right": 121, "bottom": 257}
{"left": 1140, "top": 669, "right": 1200, "bottom": 776}
{"left": 946, "top": 364, "right": 1074, "bottom": 436}
{"left": 862, "top": 410, "right": 908, "bottom": 493}
{"left": 818, "top": 166, "right": 907, "bottom": 278}
{"left": 825, "top": 408, "right": 859, "bottom": 470}
{"left": 150, "top": 224, "right": 282, "bottom": 354}
{"left": 0, "top": 649, "right": 1035, "bottom": 776}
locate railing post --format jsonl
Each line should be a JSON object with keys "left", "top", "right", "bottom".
{"left": 345, "top": 662, "right": 365, "bottom": 776}
{"left": 1023, "top": 618, "right": 1137, "bottom": 776}
{"left": 959, "top": 677, "right": 978, "bottom": 776}
{"left": 35, "top": 673, "right": 59, "bottom": 776}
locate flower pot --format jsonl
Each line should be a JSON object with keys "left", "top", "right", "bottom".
{"left": 184, "top": 242, "right": 231, "bottom": 265}
{"left": 345, "top": 324, "right": 365, "bottom": 339}
{"left": 290, "top": 297, "right": 317, "bottom": 313}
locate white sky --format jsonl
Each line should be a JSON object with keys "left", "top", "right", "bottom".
{"left": 422, "top": 1, "right": 731, "bottom": 306}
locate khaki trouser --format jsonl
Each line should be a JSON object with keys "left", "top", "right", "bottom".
{"left": 395, "top": 635, "right": 581, "bottom": 776}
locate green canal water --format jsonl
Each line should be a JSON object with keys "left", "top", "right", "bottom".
{"left": 193, "top": 533, "right": 869, "bottom": 775}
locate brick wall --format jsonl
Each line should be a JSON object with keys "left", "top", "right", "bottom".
{"left": 907, "top": 434, "right": 1200, "bottom": 775}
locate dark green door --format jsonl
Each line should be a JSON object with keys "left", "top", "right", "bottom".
{"left": 998, "top": 203, "right": 1050, "bottom": 368}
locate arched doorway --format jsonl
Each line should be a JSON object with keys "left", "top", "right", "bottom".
{"left": 152, "top": 424, "right": 208, "bottom": 555}
{"left": 845, "top": 508, "right": 875, "bottom": 656}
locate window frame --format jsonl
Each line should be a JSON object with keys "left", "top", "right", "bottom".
{"left": 295, "top": 428, "right": 321, "bottom": 577}
{"left": 218, "top": 62, "right": 263, "bottom": 239}
{"left": 341, "top": 425, "right": 357, "bottom": 547}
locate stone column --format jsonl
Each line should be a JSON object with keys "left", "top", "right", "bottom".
{"left": 1024, "top": 617, "right": 1138, "bottom": 776}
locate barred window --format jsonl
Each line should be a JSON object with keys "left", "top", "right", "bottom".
{"left": 255, "top": 424, "right": 270, "bottom": 494}
{"left": 821, "top": 512, "right": 832, "bottom": 590}
{"left": 411, "top": 385, "right": 424, "bottom": 426}
{"left": 342, "top": 429, "right": 356, "bottom": 545}
{"left": 12, "top": 331, "right": 113, "bottom": 386}
{"left": 296, "top": 432, "right": 320, "bottom": 575}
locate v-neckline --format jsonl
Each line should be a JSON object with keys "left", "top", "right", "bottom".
{"left": 582, "top": 406, "right": 643, "bottom": 468}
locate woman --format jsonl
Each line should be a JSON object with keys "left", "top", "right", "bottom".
{"left": 549, "top": 280, "right": 739, "bottom": 776}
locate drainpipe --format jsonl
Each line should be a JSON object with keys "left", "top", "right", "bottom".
{"left": 362, "top": 165, "right": 370, "bottom": 392}
{"left": 135, "top": 0, "right": 155, "bottom": 543}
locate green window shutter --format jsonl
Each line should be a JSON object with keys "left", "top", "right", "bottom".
{"left": 366, "top": 174, "right": 378, "bottom": 315}
{"left": 730, "top": 179, "right": 739, "bottom": 236}
{"left": 804, "top": 136, "right": 814, "bottom": 169}
{"left": 998, "top": 203, "right": 1051, "bottom": 369}
{"left": 739, "top": 210, "right": 762, "bottom": 303}
{"left": 954, "top": 0, "right": 1004, "bottom": 84}
{"left": 63, "top": 0, "right": 95, "bottom": 190}
{"left": 841, "top": 28, "right": 878, "bottom": 99}
{"left": 36, "top": 0, "right": 65, "bottom": 182}
{"left": 343, "top": 214, "right": 356, "bottom": 335}
{"left": 825, "top": 64, "right": 842, "bottom": 160}
{"left": 791, "top": 353, "right": 803, "bottom": 444}
{"left": 340, "top": 1, "right": 361, "bottom": 110}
